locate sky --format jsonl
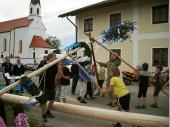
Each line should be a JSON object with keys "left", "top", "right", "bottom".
{"left": 0, "top": 0, "right": 103, "bottom": 48}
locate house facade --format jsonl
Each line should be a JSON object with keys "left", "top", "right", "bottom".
{"left": 59, "top": 0, "right": 169, "bottom": 72}
{"left": 0, "top": 0, "right": 52, "bottom": 64}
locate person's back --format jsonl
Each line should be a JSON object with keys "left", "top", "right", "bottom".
{"left": 135, "top": 63, "right": 151, "bottom": 109}
{"left": 110, "top": 77, "right": 129, "bottom": 98}
{"left": 71, "top": 63, "right": 79, "bottom": 95}
{"left": 139, "top": 71, "right": 151, "bottom": 87}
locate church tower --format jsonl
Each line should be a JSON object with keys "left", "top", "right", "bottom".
{"left": 28, "top": 0, "right": 41, "bottom": 20}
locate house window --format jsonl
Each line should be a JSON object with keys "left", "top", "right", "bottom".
{"left": 19, "top": 40, "right": 22, "bottom": 53}
{"left": 37, "top": 8, "right": 39, "bottom": 15}
{"left": 109, "top": 49, "right": 121, "bottom": 61}
{"left": 45, "top": 50, "right": 48, "bottom": 54}
{"left": 33, "top": 52, "right": 35, "bottom": 59}
{"left": 30, "top": 8, "right": 32, "bottom": 14}
{"left": 152, "top": 4, "right": 168, "bottom": 24}
{"left": 84, "top": 18, "right": 93, "bottom": 32}
{"left": 110, "top": 13, "right": 121, "bottom": 27}
{"left": 3, "top": 39, "right": 7, "bottom": 52}
{"left": 152, "top": 48, "right": 168, "bottom": 66}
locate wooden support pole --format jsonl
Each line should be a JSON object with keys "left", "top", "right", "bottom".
{"left": 90, "top": 42, "right": 99, "bottom": 81}
{"left": 85, "top": 33, "right": 169, "bottom": 97}
{"left": 0, "top": 48, "right": 81, "bottom": 96}
{"left": 68, "top": 53, "right": 102, "bottom": 90}
{"left": 84, "top": 33, "right": 137, "bottom": 71}
{"left": 1, "top": 93, "right": 168, "bottom": 127}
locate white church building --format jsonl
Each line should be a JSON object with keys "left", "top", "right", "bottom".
{"left": 0, "top": 0, "right": 52, "bottom": 64}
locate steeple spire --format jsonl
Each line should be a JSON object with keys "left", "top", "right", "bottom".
{"left": 31, "top": 0, "right": 40, "bottom": 6}
{"left": 28, "top": 0, "right": 41, "bottom": 20}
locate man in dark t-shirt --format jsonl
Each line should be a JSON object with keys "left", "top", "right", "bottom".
{"left": 2, "top": 57, "right": 13, "bottom": 86}
{"left": 71, "top": 63, "right": 79, "bottom": 95}
{"left": 38, "top": 53, "right": 58, "bottom": 122}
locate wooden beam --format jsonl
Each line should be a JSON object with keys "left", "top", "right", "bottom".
{"left": 84, "top": 33, "right": 137, "bottom": 71}
{"left": 69, "top": 53, "right": 101, "bottom": 90}
{"left": 85, "top": 33, "right": 169, "bottom": 97}
{"left": 1, "top": 93, "right": 168, "bottom": 127}
{"left": 0, "top": 48, "right": 81, "bottom": 96}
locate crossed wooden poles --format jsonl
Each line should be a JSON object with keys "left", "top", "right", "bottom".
{"left": 84, "top": 32, "right": 169, "bottom": 97}
{"left": 0, "top": 48, "right": 81, "bottom": 96}
{"left": 0, "top": 35, "right": 169, "bottom": 127}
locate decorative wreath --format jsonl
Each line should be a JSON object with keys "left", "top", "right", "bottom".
{"left": 101, "top": 21, "right": 136, "bottom": 44}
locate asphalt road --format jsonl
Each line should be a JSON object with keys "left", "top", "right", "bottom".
{"left": 43, "top": 81, "right": 169, "bottom": 127}
{"left": 0, "top": 71, "right": 169, "bottom": 127}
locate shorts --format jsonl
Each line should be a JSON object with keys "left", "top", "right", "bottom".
{"left": 138, "top": 85, "right": 148, "bottom": 98}
{"left": 153, "top": 85, "right": 162, "bottom": 97}
{"left": 118, "top": 93, "right": 130, "bottom": 111}
{"left": 44, "top": 89, "right": 56, "bottom": 101}
{"left": 61, "top": 85, "right": 69, "bottom": 98}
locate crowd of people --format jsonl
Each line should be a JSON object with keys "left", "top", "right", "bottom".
{"left": 0, "top": 53, "right": 169, "bottom": 127}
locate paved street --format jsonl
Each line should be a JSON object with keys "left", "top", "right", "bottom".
{"left": 0, "top": 72, "right": 169, "bottom": 127}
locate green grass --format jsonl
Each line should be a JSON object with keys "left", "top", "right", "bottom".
{"left": 5, "top": 102, "right": 47, "bottom": 127}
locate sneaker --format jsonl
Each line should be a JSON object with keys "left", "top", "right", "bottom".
{"left": 112, "top": 123, "right": 122, "bottom": 127}
{"left": 135, "top": 105, "right": 142, "bottom": 109}
{"left": 42, "top": 114, "right": 48, "bottom": 122}
{"left": 150, "top": 104, "right": 158, "bottom": 108}
{"left": 80, "top": 100, "right": 87, "bottom": 104}
{"left": 46, "top": 111, "right": 55, "bottom": 118}
{"left": 77, "top": 96, "right": 81, "bottom": 100}
{"left": 84, "top": 95, "right": 88, "bottom": 100}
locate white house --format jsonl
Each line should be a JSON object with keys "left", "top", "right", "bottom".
{"left": 0, "top": 0, "right": 52, "bottom": 64}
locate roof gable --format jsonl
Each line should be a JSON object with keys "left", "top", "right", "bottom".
{"left": 30, "top": 36, "right": 52, "bottom": 48}
{"left": 59, "top": 0, "right": 132, "bottom": 17}
{"left": 0, "top": 17, "right": 33, "bottom": 33}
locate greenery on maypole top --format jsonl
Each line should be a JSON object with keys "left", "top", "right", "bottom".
{"left": 64, "top": 42, "right": 92, "bottom": 57}
{"left": 101, "top": 21, "right": 136, "bottom": 44}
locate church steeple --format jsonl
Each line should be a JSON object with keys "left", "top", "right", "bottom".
{"left": 28, "top": 0, "right": 41, "bottom": 20}
{"left": 31, "top": 0, "right": 40, "bottom": 6}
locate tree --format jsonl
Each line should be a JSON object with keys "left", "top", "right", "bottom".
{"left": 46, "top": 36, "right": 61, "bottom": 54}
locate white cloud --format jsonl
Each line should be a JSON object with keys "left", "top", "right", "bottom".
{"left": 0, "top": 0, "right": 103, "bottom": 48}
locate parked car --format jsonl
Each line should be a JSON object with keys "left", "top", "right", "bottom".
{"left": 25, "top": 63, "right": 38, "bottom": 71}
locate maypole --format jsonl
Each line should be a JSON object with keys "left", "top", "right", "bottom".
{"left": 68, "top": 53, "right": 101, "bottom": 90}
{"left": 85, "top": 32, "right": 137, "bottom": 71}
{"left": 0, "top": 47, "right": 80, "bottom": 96}
{"left": 1, "top": 93, "right": 169, "bottom": 127}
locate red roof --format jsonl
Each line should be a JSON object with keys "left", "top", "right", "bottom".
{"left": 30, "top": 36, "right": 52, "bottom": 48}
{"left": 0, "top": 17, "right": 33, "bottom": 33}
